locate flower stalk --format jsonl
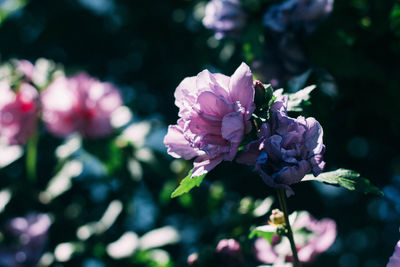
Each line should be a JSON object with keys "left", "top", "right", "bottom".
{"left": 276, "top": 188, "right": 301, "bottom": 267}
{"left": 26, "top": 128, "right": 38, "bottom": 183}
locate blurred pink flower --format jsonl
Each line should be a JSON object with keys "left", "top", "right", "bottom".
{"left": 216, "top": 239, "right": 243, "bottom": 265}
{"left": 164, "top": 63, "right": 255, "bottom": 177}
{"left": 387, "top": 239, "right": 400, "bottom": 267}
{"left": 41, "top": 72, "right": 122, "bottom": 138}
{"left": 15, "top": 60, "right": 35, "bottom": 81}
{"left": 0, "top": 82, "right": 39, "bottom": 145}
{"left": 254, "top": 211, "right": 336, "bottom": 264}
{"left": 187, "top": 252, "right": 199, "bottom": 265}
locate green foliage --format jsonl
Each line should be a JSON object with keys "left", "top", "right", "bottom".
{"left": 249, "top": 225, "right": 276, "bottom": 243}
{"left": 273, "top": 85, "right": 316, "bottom": 112}
{"left": 303, "top": 168, "right": 383, "bottom": 196}
{"left": 0, "top": 0, "right": 28, "bottom": 26}
{"left": 170, "top": 169, "right": 206, "bottom": 198}
{"left": 390, "top": 3, "right": 400, "bottom": 37}
{"left": 286, "top": 69, "right": 313, "bottom": 93}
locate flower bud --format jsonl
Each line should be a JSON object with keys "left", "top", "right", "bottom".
{"left": 254, "top": 80, "right": 273, "bottom": 109}
{"left": 269, "top": 209, "right": 285, "bottom": 225}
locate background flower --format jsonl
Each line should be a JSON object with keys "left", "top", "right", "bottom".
{"left": 0, "top": 213, "right": 51, "bottom": 267}
{"left": 254, "top": 211, "right": 336, "bottom": 264}
{"left": 0, "top": 82, "right": 39, "bottom": 145}
{"left": 216, "top": 238, "right": 243, "bottom": 265}
{"left": 263, "top": 0, "right": 334, "bottom": 34}
{"left": 253, "top": 0, "right": 334, "bottom": 88}
{"left": 41, "top": 72, "right": 122, "bottom": 138}
{"left": 202, "top": 0, "right": 246, "bottom": 39}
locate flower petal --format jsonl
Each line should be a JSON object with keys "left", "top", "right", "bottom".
{"left": 197, "top": 91, "right": 235, "bottom": 118}
{"left": 274, "top": 160, "right": 311, "bottom": 185}
{"left": 228, "top": 62, "right": 254, "bottom": 110}
{"left": 164, "top": 124, "right": 199, "bottom": 160}
{"left": 304, "top": 117, "right": 324, "bottom": 156}
{"left": 196, "top": 70, "right": 230, "bottom": 99}
{"left": 221, "top": 112, "right": 244, "bottom": 143}
{"left": 174, "top": 76, "right": 197, "bottom": 111}
{"left": 192, "top": 155, "right": 223, "bottom": 177}
{"left": 236, "top": 139, "right": 263, "bottom": 165}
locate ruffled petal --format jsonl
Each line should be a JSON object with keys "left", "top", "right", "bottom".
{"left": 192, "top": 155, "right": 223, "bottom": 177}
{"left": 228, "top": 62, "right": 254, "bottom": 110}
{"left": 274, "top": 159, "right": 311, "bottom": 185}
{"left": 304, "top": 117, "right": 324, "bottom": 156}
{"left": 189, "top": 113, "right": 222, "bottom": 136}
{"left": 265, "top": 135, "right": 283, "bottom": 162}
{"left": 236, "top": 139, "right": 263, "bottom": 165}
{"left": 309, "top": 145, "right": 326, "bottom": 176}
{"left": 164, "top": 124, "right": 199, "bottom": 160}
{"left": 196, "top": 70, "right": 230, "bottom": 99}
{"left": 221, "top": 112, "right": 244, "bottom": 143}
{"left": 174, "top": 76, "right": 197, "bottom": 112}
{"left": 197, "top": 91, "right": 235, "bottom": 118}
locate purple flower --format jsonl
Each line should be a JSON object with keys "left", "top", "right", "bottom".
{"left": 203, "top": 0, "right": 246, "bottom": 39}
{"left": 254, "top": 211, "right": 336, "bottom": 264}
{"left": 387, "top": 233, "right": 400, "bottom": 267}
{"left": 251, "top": 32, "right": 309, "bottom": 89}
{"left": 41, "top": 72, "right": 122, "bottom": 138}
{"left": 254, "top": 0, "right": 334, "bottom": 87}
{"left": 237, "top": 97, "right": 325, "bottom": 195}
{"left": 164, "top": 63, "right": 255, "bottom": 177}
{"left": 216, "top": 239, "right": 243, "bottom": 265}
{"left": 0, "top": 82, "right": 39, "bottom": 145}
{"left": 0, "top": 213, "right": 51, "bottom": 267}
{"left": 263, "top": 0, "right": 334, "bottom": 34}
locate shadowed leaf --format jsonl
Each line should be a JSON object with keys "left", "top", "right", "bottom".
{"left": 303, "top": 168, "right": 382, "bottom": 196}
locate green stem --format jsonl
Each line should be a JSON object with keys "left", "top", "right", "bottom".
{"left": 26, "top": 129, "right": 38, "bottom": 183}
{"left": 276, "top": 188, "right": 301, "bottom": 267}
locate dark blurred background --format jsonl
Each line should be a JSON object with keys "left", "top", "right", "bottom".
{"left": 0, "top": 0, "right": 399, "bottom": 266}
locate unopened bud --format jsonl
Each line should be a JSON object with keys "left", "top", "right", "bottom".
{"left": 269, "top": 209, "right": 285, "bottom": 225}
{"left": 254, "top": 80, "right": 273, "bottom": 109}
{"left": 276, "top": 224, "right": 287, "bottom": 236}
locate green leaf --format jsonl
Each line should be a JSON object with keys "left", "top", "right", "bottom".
{"left": 303, "top": 168, "right": 383, "bottom": 196}
{"left": 170, "top": 169, "right": 206, "bottom": 198}
{"left": 249, "top": 225, "right": 276, "bottom": 243}
{"left": 287, "top": 69, "right": 313, "bottom": 93}
{"left": 273, "top": 85, "right": 316, "bottom": 112}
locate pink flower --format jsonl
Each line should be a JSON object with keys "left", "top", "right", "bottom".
{"left": 15, "top": 60, "right": 35, "bottom": 81}
{"left": 216, "top": 238, "right": 243, "bottom": 265}
{"left": 0, "top": 82, "right": 39, "bottom": 145}
{"left": 254, "top": 211, "right": 336, "bottom": 264}
{"left": 164, "top": 63, "right": 255, "bottom": 177}
{"left": 41, "top": 72, "right": 122, "bottom": 138}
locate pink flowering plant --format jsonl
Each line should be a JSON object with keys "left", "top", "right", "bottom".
{"left": 0, "top": 58, "right": 124, "bottom": 182}
{"left": 164, "top": 63, "right": 382, "bottom": 266}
